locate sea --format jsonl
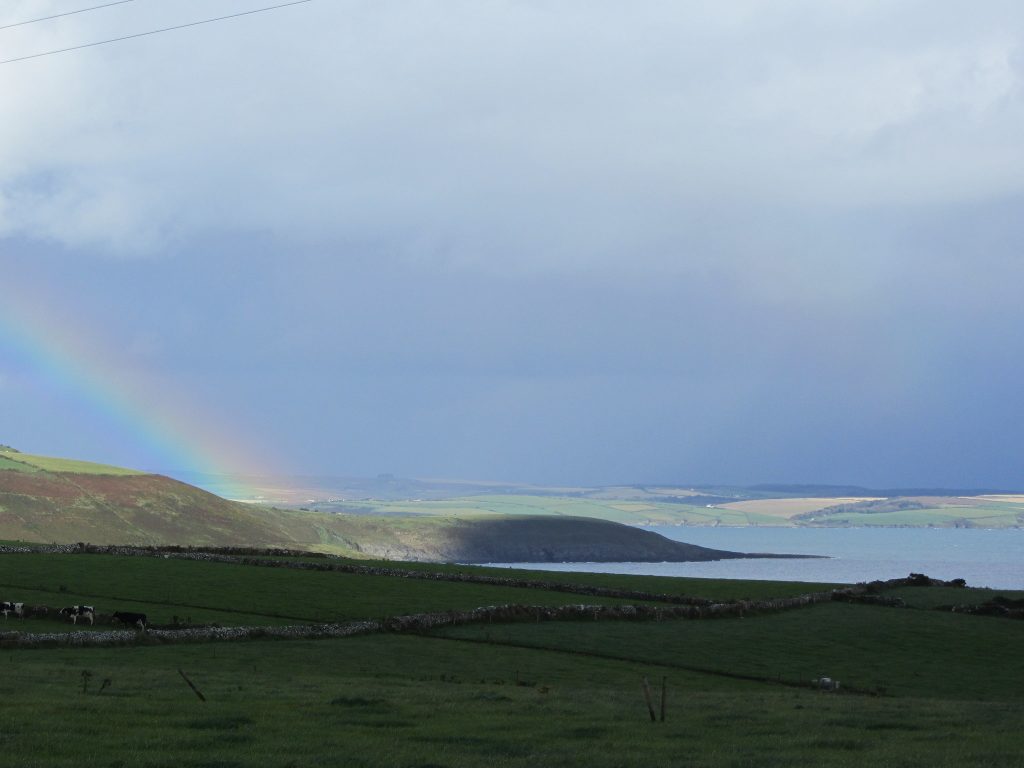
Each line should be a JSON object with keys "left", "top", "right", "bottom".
{"left": 486, "top": 526, "right": 1024, "bottom": 590}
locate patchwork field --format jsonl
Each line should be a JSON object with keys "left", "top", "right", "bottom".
{"left": 323, "top": 494, "right": 791, "bottom": 527}
{"left": 0, "top": 549, "right": 1020, "bottom": 767}
{"left": 800, "top": 497, "right": 1024, "bottom": 528}
{"left": 713, "top": 498, "right": 884, "bottom": 518}
{"left": 314, "top": 492, "right": 1024, "bottom": 529}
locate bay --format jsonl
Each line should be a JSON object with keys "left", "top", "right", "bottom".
{"left": 486, "top": 526, "right": 1024, "bottom": 590}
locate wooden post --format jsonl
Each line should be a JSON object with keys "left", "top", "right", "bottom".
{"left": 642, "top": 677, "right": 656, "bottom": 722}
{"left": 178, "top": 669, "right": 207, "bottom": 702}
{"left": 660, "top": 676, "right": 667, "bottom": 722}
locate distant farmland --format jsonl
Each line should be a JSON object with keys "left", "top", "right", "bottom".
{"left": 713, "top": 497, "right": 884, "bottom": 518}
{"left": 311, "top": 492, "right": 1024, "bottom": 528}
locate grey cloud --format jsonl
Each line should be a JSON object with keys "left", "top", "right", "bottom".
{"left": 2, "top": 1, "right": 1023, "bottom": 262}
{"left": 2, "top": 2, "right": 1023, "bottom": 487}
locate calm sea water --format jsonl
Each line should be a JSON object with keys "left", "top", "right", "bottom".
{"left": 487, "top": 526, "right": 1024, "bottom": 590}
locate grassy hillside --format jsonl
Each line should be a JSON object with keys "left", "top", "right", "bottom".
{"left": 0, "top": 450, "right": 750, "bottom": 562}
{"left": 0, "top": 452, "right": 328, "bottom": 549}
{"left": 321, "top": 494, "right": 791, "bottom": 526}
{"left": 0, "top": 450, "right": 147, "bottom": 476}
{"left": 0, "top": 550, "right": 1020, "bottom": 767}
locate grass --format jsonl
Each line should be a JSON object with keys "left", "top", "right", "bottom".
{"left": 885, "top": 585, "right": 1024, "bottom": 610}
{"left": 437, "top": 601, "right": 1024, "bottom": 700}
{"left": 326, "top": 494, "right": 789, "bottom": 526}
{"left": 1, "top": 633, "right": 1022, "bottom": 767}
{"left": 0, "top": 553, "right": 844, "bottom": 627}
{"left": 319, "top": 493, "right": 1024, "bottom": 529}
{"left": 716, "top": 497, "right": 883, "bottom": 517}
{"left": 0, "top": 455, "right": 36, "bottom": 472}
{"left": 0, "top": 553, "right": 661, "bottom": 627}
{"left": 0, "top": 550, "right": 1021, "bottom": 766}
{"left": 0, "top": 451, "right": 147, "bottom": 476}
{"left": 811, "top": 506, "right": 1024, "bottom": 527}
{"left": 341, "top": 558, "right": 841, "bottom": 599}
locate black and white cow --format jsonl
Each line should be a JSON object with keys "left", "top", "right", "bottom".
{"left": 59, "top": 605, "right": 95, "bottom": 625}
{"left": 111, "top": 611, "right": 147, "bottom": 630}
{"left": 0, "top": 601, "right": 24, "bottom": 619}
{"left": 813, "top": 676, "right": 840, "bottom": 691}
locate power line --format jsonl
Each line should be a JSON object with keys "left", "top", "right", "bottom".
{"left": 0, "top": 0, "right": 313, "bottom": 65}
{"left": 0, "top": 1, "right": 139, "bottom": 32}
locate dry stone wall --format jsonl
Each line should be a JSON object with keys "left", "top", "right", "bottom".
{"left": 0, "top": 543, "right": 981, "bottom": 650}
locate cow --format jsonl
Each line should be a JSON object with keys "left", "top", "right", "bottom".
{"left": 111, "top": 611, "right": 147, "bottom": 630}
{"left": 0, "top": 601, "right": 24, "bottom": 619}
{"left": 59, "top": 605, "right": 95, "bottom": 625}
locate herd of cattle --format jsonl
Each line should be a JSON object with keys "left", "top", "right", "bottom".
{"left": 1, "top": 601, "right": 147, "bottom": 629}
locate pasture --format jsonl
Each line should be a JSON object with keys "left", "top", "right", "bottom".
{"left": 326, "top": 494, "right": 785, "bottom": 527}
{"left": 809, "top": 503, "right": 1024, "bottom": 528}
{"left": 0, "top": 550, "right": 1021, "bottom": 767}
{"left": 314, "top": 492, "right": 1024, "bottom": 529}
{"left": 0, "top": 450, "right": 146, "bottom": 476}
{"left": 712, "top": 498, "right": 883, "bottom": 518}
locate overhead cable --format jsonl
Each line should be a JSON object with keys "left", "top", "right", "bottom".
{"left": 0, "top": 0, "right": 313, "bottom": 65}
{"left": 0, "top": 1, "right": 139, "bottom": 32}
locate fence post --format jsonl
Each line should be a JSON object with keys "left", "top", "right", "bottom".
{"left": 642, "top": 677, "right": 656, "bottom": 722}
{"left": 178, "top": 669, "right": 207, "bottom": 702}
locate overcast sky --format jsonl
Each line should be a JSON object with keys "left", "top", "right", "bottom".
{"left": 2, "top": 0, "right": 1023, "bottom": 489}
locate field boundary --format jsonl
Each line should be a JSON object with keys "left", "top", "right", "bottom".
{"left": 0, "top": 599, "right": 821, "bottom": 649}
{"left": 0, "top": 543, "right": 727, "bottom": 606}
{"left": 0, "top": 585, "right": 894, "bottom": 650}
{"left": 0, "top": 546, "right": 979, "bottom": 653}
{"left": 423, "top": 633, "right": 880, "bottom": 694}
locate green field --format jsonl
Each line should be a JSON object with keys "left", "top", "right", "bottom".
{"left": 0, "top": 450, "right": 147, "bottom": 476}
{"left": 0, "top": 551, "right": 1021, "bottom": 766}
{"left": 0, "top": 553, "right": 647, "bottom": 627}
{"left": 328, "top": 494, "right": 788, "bottom": 527}
{"left": 319, "top": 493, "right": 1024, "bottom": 529}
{"left": 809, "top": 505, "right": 1024, "bottom": 528}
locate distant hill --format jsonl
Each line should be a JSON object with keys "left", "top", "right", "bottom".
{"left": 0, "top": 449, "right": 762, "bottom": 562}
{"left": 416, "top": 516, "right": 789, "bottom": 563}
{"left": 173, "top": 472, "right": 1024, "bottom": 529}
{"left": 215, "top": 473, "right": 1019, "bottom": 530}
{"left": 0, "top": 450, "right": 306, "bottom": 547}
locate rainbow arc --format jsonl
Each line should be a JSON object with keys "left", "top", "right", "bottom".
{"left": 0, "top": 281, "right": 267, "bottom": 500}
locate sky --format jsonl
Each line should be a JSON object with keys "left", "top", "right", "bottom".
{"left": 1, "top": 0, "right": 1023, "bottom": 490}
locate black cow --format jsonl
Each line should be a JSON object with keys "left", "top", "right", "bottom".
{"left": 112, "top": 611, "right": 147, "bottom": 630}
{"left": 0, "top": 601, "right": 23, "bottom": 619}
{"left": 59, "top": 605, "right": 95, "bottom": 625}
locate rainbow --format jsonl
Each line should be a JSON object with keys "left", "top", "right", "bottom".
{"left": 0, "top": 278, "right": 270, "bottom": 500}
